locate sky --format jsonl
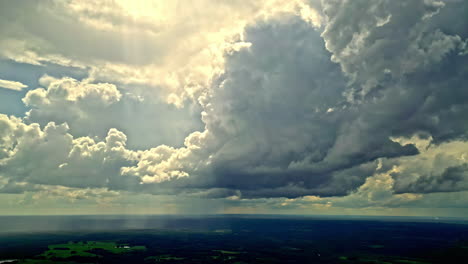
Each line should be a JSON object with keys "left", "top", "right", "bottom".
{"left": 0, "top": 0, "right": 467, "bottom": 217}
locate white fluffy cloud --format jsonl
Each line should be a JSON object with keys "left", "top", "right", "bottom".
{"left": 0, "top": 79, "right": 28, "bottom": 91}
{"left": 21, "top": 75, "right": 203, "bottom": 149}
{"left": 23, "top": 75, "right": 122, "bottom": 123}
{"left": 0, "top": 114, "right": 140, "bottom": 191}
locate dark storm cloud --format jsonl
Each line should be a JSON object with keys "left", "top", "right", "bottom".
{"left": 404, "top": 164, "right": 468, "bottom": 193}
{"left": 148, "top": 16, "right": 422, "bottom": 198}
{"left": 315, "top": 0, "right": 468, "bottom": 195}
{"left": 320, "top": 0, "right": 465, "bottom": 100}
{"left": 167, "top": 0, "right": 468, "bottom": 198}
{"left": 393, "top": 163, "right": 468, "bottom": 194}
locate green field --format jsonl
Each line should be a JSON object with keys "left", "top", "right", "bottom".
{"left": 11, "top": 241, "right": 147, "bottom": 263}
{"left": 40, "top": 241, "right": 146, "bottom": 259}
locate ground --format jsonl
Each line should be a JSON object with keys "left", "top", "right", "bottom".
{"left": 1, "top": 216, "right": 468, "bottom": 264}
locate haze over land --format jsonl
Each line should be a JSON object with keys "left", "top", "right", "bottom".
{"left": 0, "top": 0, "right": 468, "bottom": 217}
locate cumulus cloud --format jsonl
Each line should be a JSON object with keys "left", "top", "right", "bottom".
{"left": 22, "top": 75, "right": 203, "bottom": 149}
{"left": 388, "top": 136, "right": 468, "bottom": 194}
{"left": 0, "top": 114, "right": 140, "bottom": 191}
{"left": 0, "top": 79, "right": 28, "bottom": 91}
{"left": 321, "top": 0, "right": 467, "bottom": 101}
{"left": 23, "top": 75, "right": 122, "bottom": 121}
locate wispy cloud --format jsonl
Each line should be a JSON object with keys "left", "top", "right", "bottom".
{"left": 0, "top": 79, "right": 28, "bottom": 91}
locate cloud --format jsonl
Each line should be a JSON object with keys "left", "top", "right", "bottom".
{"left": 122, "top": 16, "right": 420, "bottom": 198}
{"left": 128, "top": 0, "right": 468, "bottom": 200}
{"left": 0, "top": 114, "right": 140, "bottom": 191}
{"left": 267, "top": 166, "right": 424, "bottom": 210}
{"left": 23, "top": 75, "right": 122, "bottom": 110}
{"left": 321, "top": 0, "right": 467, "bottom": 101}
{"left": 0, "top": 0, "right": 468, "bottom": 215}
{"left": 22, "top": 75, "right": 203, "bottom": 149}
{"left": 386, "top": 136, "right": 468, "bottom": 194}
{"left": 0, "top": 0, "right": 322, "bottom": 106}
{"left": 0, "top": 79, "right": 28, "bottom": 91}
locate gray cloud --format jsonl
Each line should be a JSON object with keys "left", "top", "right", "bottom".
{"left": 321, "top": 0, "right": 466, "bottom": 101}
{"left": 316, "top": 0, "right": 468, "bottom": 196}
{"left": 406, "top": 164, "right": 468, "bottom": 193}
{"left": 131, "top": 16, "right": 421, "bottom": 198}
{"left": 172, "top": 0, "right": 468, "bottom": 198}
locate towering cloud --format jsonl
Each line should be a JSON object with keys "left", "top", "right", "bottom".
{"left": 124, "top": 16, "right": 420, "bottom": 198}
